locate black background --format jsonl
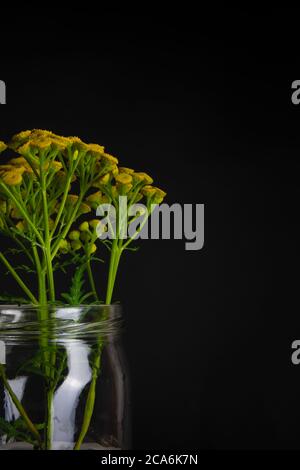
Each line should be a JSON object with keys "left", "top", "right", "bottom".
{"left": 0, "top": 7, "right": 300, "bottom": 450}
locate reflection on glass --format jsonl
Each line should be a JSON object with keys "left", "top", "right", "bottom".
{"left": 0, "top": 305, "right": 130, "bottom": 450}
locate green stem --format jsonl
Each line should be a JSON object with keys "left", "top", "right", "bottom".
{"left": 32, "top": 210, "right": 54, "bottom": 450}
{"left": 52, "top": 353, "right": 67, "bottom": 390}
{"left": 0, "top": 182, "right": 44, "bottom": 246}
{"left": 73, "top": 344, "right": 103, "bottom": 450}
{"left": 0, "top": 252, "right": 38, "bottom": 304}
{"left": 41, "top": 168, "right": 56, "bottom": 448}
{"left": 105, "top": 239, "right": 118, "bottom": 304}
{"left": 0, "top": 364, "right": 42, "bottom": 446}
{"left": 105, "top": 208, "right": 125, "bottom": 304}
{"left": 51, "top": 193, "right": 85, "bottom": 261}
{"left": 50, "top": 173, "right": 73, "bottom": 237}
{"left": 44, "top": 246, "right": 55, "bottom": 302}
{"left": 74, "top": 229, "right": 120, "bottom": 450}
{"left": 74, "top": 208, "right": 124, "bottom": 449}
{"left": 87, "top": 258, "right": 99, "bottom": 301}
{"left": 45, "top": 387, "right": 54, "bottom": 449}
{"left": 32, "top": 246, "right": 46, "bottom": 304}
{"left": 107, "top": 246, "right": 122, "bottom": 305}
{"left": 10, "top": 232, "right": 34, "bottom": 265}
{"left": 122, "top": 207, "right": 153, "bottom": 251}
{"left": 40, "top": 163, "right": 55, "bottom": 302}
{"left": 74, "top": 241, "right": 120, "bottom": 449}
{"left": 37, "top": 304, "right": 53, "bottom": 449}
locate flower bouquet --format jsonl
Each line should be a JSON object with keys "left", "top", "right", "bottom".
{"left": 0, "top": 130, "right": 166, "bottom": 450}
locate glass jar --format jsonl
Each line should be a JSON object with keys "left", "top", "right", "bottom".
{"left": 0, "top": 304, "right": 130, "bottom": 450}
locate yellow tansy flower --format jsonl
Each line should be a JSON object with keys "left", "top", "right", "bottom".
{"left": 66, "top": 194, "right": 79, "bottom": 206}
{"left": 78, "top": 203, "right": 92, "bottom": 215}
{"left": 153, "top": 187, "right": 167, "bottom": 203}
{"left": 86, "top": 191, "right": 102, "bottom": 209}
{"left": 115, "top": 173, "right": 133, "bottom": 185}
{"left": 8, "top": 157, "right": 33, "bottom": 173}
{"left": 2, "top": 171, "right": 23, "bottom": 186}
{"left": 141, "top": 185, "right": 156, "bottom": 197}
{"left": 0, "top": 164, "right": 15, "bottom": 175}
{"left": 119, "top": 167, "right": 134, "bottom": 175}
{"left": 133, "top": 172, "right": 153, "bottom": 185}
{"left": 102, "top": 152, "right": 118, "bottom": 165}
{"left": 87, "top": 143, "right": 105, "bottom": 158}
{"left": 86, "top": 191, "right": 102, "bottom": 204}
{"left": 50, "top": 161, "right": 63, "bottom": 172}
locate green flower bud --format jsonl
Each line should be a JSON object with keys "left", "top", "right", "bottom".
{"left": 80, "top": 231, "right": 91, "bottom": 242}
{"left": 79, "top": 221, "right": 89, "bottom": 232}
{"left": 58, "top": 239, "right": 70, "bottom": 253}
{"left": 89, "top": 219, "right": 100, "bottom": 230}
{"left": 71, "top": 240, "right": 82, "bottom": 251}
{"left": 68, "top": 230, "right": 80, "bottom": 241}
{"left": 87, "top": 243, "right": 97, "bottom": 255}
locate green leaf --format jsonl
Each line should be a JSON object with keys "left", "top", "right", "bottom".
{"left": 61, "top": 263, "right": 90, "bottom": 305}
{"left": 14, "top": 264, "right": 37, "bottom": 274}
{"left": 0, "top": 294, "right": 31, "bottom": 304}
{"left": 0, "top": 417, "right": 37, "bottom": 445}
{"left": 52, "top": 252, "right": 82, "bottom": 273}
{"left": 123, "top": 246, "right": 140, "bottom": 252}
{"left": 90, "top": 256, "right": 104, "bottom": 264}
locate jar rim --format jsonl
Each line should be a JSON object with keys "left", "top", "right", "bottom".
{"left": 0, "top": 303, "right": 122, "bottom": 309}
{"left": 0, "top": 304, "right": 123, "bottom": 344}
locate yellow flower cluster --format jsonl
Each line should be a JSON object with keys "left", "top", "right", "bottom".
{"left": 87, "top": 161, "right": 166, "bottom": 204}
{"left": 0, "top": 129, "right": 116, "bottom": 187}
{"left": 0, "top": 130, "right": 166, "bottom": 254}
{"left": 0, "top": 129, "right": 166, "bottom": 200}
{"left": 57, "top": 219, "right": 106, "bottom": 255}
{"left": 9, "top": 129, "right": 108, "bottom": 162}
